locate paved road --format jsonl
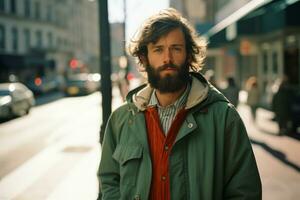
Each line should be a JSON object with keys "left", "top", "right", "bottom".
{"left": 0, "top": 92, "right": 102, "bottom": 200}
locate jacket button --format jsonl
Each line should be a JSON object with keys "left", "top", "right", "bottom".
{"left": 134, "top": 194, "right": 141, "bottom": 200}
{"left": 161, "top": 176, "right": 166, "bottom": 181}
{"left": 188, "top": 123, "right": 193, "bottom": 128}
{"left": 164, "top": 145, "right": 169, "bottom": 151}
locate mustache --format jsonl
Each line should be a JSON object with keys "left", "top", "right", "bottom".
{"left": 157, "top": 63, "right": 179, "bottom": 72}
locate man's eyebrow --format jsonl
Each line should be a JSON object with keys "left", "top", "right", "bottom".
{"left": 150, "top": 44, "right": 184, "bottom": 48}
{"left": 150, "top": 44, "right": 164, "bottom": 49}
{"left": 171, "top": 44, "right": 184, "bottom": 47}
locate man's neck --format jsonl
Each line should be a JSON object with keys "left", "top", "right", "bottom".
{"left": 155, "top": 84, "right": 187, "bottom": 107}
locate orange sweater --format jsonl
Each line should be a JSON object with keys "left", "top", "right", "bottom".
{"left": 145, "top": 107, "right": 188, "bottom": 200}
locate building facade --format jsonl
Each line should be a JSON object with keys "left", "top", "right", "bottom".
{"left": 170, "top": 0, "right": 214, "bottom": 34}
{"left": 0, "top": 0, "right": 99, "bottom": 83}
{"left": 168, "top": 0, "right": 300, "bottom": 108}
{"left": 206, "top": 0, "right": 300, "bottom": 108}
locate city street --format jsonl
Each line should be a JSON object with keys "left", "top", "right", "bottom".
{"left": 0, "top": 88, "right": 299, "bottom": 200}
{"left": 0, "top": 92, "right": 103, "bottom": 200}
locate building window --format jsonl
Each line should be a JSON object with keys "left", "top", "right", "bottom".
{"left": 272, "top": 52, "right": 278, "bottom": 74}
{"left": 57, "top": 37, "right": 61, "bottom": 48}
{"left": 24, "top": 29, "right": 30, "bottom": 51}
{"left": 0, "top": 0, "right": 5, "bottom": 12}
{"left": 46, "top": 4, "right": 52, "bottom": 22}
{"left": 10, "top": 0, "right": 16, "bottom": 14}
{"left": 35, "top": 30, "right": 42, "bottom": 48}
{"left": 0, "top": 25, "right": 5, "bottom": 49}
{"left": 34, "top": 1, "right": 40, "bottom": 19}
{"left": 47, "top": 32, "right": 53, "bottom": 48}
{"left": 24, "top": 0, "right": 31, "bottom": 17}
{"left": 12, "top": 27, "right": 18, "bottom": 51}
{"left": 63, "top": 39, "right": 67, "bottom": 48}
{"left": 263, "top": 52, "right": 268, "bottom": 73}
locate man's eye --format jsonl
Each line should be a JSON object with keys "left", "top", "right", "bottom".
{"left": 173, "top": 47, "right": 182, "bottom": 52}
{"left": 154, "top": 48, "right": 162, "bottom": 53}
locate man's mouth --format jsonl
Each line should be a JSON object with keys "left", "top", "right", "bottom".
{"left": 164, "top": 67, "right": 177, "bottom": 71}
{"left": 159, "top": 65, "right": 178, "bottom": 72}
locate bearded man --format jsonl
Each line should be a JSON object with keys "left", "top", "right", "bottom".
{"left": 98, "top": 8, "right": 261, "bottom": 200}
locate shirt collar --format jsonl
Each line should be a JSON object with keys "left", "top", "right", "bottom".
{"left": 148, "top": 82, "right": 191, "bottom": 109}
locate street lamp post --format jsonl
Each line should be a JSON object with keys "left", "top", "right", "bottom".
{"left": 98, "top": 0, "right": 112, "bottom": 145}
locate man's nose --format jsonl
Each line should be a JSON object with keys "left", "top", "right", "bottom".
{"left": 163, "top": 48, "right": 173, "bottom": 64}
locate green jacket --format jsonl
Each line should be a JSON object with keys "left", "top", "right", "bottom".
{"left": 99, "top": 73, "right": 262, "bottom": 200}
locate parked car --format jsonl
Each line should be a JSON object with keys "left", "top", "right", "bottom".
{"left": 54, "top": 75, "right": 66, "bottom": 92}
{"left": 0, "top": 82, "right": 35, "bottom": 118}
{"left": 64, "top": 73, "right": 100, "bottom": 96}
{"left": 26, "top": 76, "right": 60, "bottom": 95}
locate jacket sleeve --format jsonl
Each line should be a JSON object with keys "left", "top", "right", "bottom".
{"left": 98, "top": 114, "right": 120, "bottom": 200}
{"left": 223, "top": 106, "right": 262, "bottom": 200}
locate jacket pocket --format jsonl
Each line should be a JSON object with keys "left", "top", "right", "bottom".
{"left": 112, "top": 145, "right": 143, "bottom": 187}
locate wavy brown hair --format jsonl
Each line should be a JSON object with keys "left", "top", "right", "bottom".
{"left": 128, "top": 8, "right": 207, "bottom": 72}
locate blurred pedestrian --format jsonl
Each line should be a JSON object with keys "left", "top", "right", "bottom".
{"left": 222, "top": 77, "right": 240, "bottom": 107}
{"left": 98, "top": 8, "right": 261, "bottom": 200}
{"left": 272, "top": 76, "right": 293, "bottom": 135}
{"left": 246, "top": 76, "right": 260, "bottom": 121}
{"left": 205, "top": 69, "right": 220, "bottom": 90}
{"left": 117, "top": 70, "right": 129, "bottom": 101}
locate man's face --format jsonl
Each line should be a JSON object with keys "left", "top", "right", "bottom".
{"left": 145, "top": 28, "right": 189, "bottom": 93}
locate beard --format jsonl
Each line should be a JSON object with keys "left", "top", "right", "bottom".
{"left": 145, "top": 61, "right": 190, "bottom": 93}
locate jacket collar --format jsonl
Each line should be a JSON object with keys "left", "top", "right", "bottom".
{"left": 132, "top": 75, "right": 209, "bottom": 111}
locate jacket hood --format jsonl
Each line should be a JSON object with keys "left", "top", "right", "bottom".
{"left": 126, "top": 72, "right": 228, "bottom": 111}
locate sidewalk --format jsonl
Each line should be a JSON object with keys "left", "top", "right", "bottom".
{"left": 237, "top": 104, "right": 300, "bottom": 200}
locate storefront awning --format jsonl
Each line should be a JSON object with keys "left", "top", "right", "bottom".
{"left": 206, "top": 0, "right": 300, "bottom": 48}
{"left": 205, "top": 0, "right": 273, "bottom": 38}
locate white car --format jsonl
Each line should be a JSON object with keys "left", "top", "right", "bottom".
{"left": 0, "top": 82, "right": 35, "bottom": 118}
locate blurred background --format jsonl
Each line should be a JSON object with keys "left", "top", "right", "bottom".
{"left": 0, "top": 0, "right": 299, "bottom": 199}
